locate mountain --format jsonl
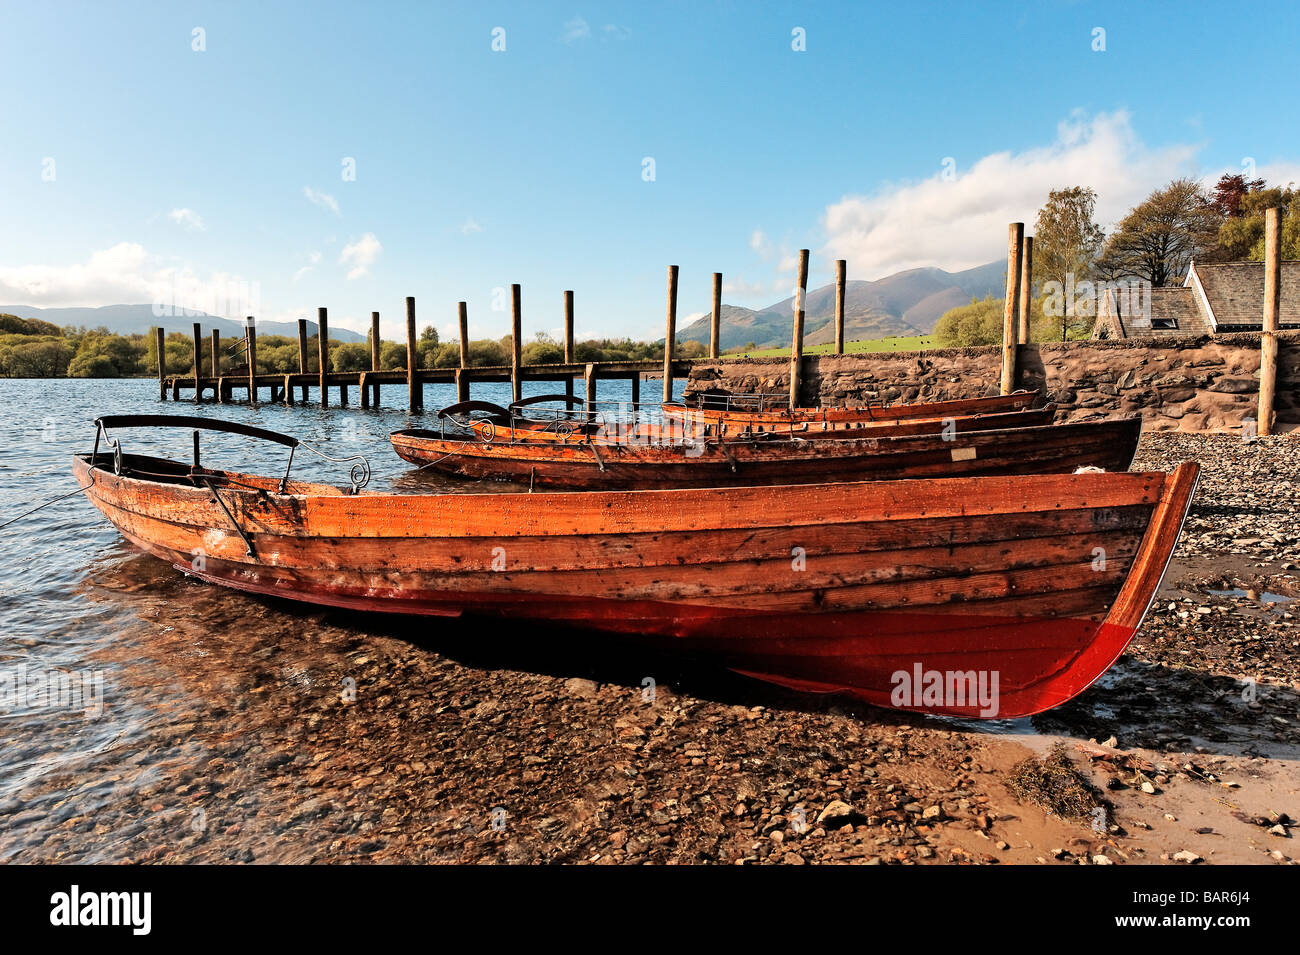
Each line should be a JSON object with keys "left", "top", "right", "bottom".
{"left": 676, "top": 261, "right": 1007, "bottom": 351}
{"left": 0, "top": 304, "right": 367, "bottom": 343}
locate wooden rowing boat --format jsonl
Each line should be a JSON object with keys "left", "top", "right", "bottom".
{"left": 74, "top": 415, "right": 1198, "bottom": 718}
{"left": 664, "top": 390, "right": 1043, "bottom": 429}
{"left": 431, "top": 396, "right": 1058, "bottom": 444}
{"left": 390, "top": 417, "right": 1141, "bottom": 489}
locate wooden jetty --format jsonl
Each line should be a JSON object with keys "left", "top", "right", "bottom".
{"left": 157, "top": 278, "right": 705, "bottom": 413}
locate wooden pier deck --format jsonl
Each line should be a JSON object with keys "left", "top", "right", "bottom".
{"left": 161, "top": 359, "right": 694, "bottom": 409}
{"left": 156, "top": 276, "right": 722, "bottom": 412}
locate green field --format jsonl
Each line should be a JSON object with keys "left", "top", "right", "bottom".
{"left": 724, "top": 334, "right": 934, "bottom": 358}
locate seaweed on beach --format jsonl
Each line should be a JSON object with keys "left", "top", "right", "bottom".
{"left": 1008, "top": 743, "right": 1111, "bottom": 826}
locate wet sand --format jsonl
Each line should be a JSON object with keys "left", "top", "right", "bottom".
{"left": 1, "top": 431, "right": 1296, "bottom": 864}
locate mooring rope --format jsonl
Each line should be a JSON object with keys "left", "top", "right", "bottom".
{"left": 0, "top": 482, "right": 95, "bottom": 530}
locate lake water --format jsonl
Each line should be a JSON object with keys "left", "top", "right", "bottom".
{"left": 0, "top": 375, "right": 682, "bottom": 861}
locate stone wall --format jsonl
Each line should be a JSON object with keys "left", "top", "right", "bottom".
{"left": 683, "top": 331, "right": 1300, "bottom": 432}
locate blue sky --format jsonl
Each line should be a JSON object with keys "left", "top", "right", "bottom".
{"left": 1, "top": 1, "right": 1297, "bottom": 342}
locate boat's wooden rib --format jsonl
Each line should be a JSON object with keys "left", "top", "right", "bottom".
{"left": 73, "top": 446, "right": 1198, "bottom": 719}
{"left": 390, "top": 416, "right": 1135, "bottom": 489}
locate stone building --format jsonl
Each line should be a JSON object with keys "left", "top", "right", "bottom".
{"left": 1091, "top": 260, "right": 1300, "bottom": 339}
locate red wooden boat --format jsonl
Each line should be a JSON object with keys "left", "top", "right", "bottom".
{"left": 74, "top": 415, "right": 1197, "bottom": 719}
{"left": 664, "top": 390, "right": 1043, "bottom": 430}
{"left": 428, "top": 395, "right": 1058, "bottom": 445}
{"left": 390, "top": 414, "right": 1141, "bottom": 489}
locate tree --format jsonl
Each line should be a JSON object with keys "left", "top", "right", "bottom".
{"left": 1212, "top": 184, "right": 1299, "bottom": 261}
{"left": 1211, "top": 172, "right": 1266, "bottom": 219}
{"left": 1094, "top": 178, "right": 1223, "bottom": 287}
{"left": 934, "top": 294, "right": 1062, "bottom": 347}
{"left": 419, "top": 325, "right": 439, "bottom": 346}
{"left": 1033, "top": 187, "right": 1106, "bottom": 341}
{"left": 330, "top": 342, "right": 370, "bottom": 372}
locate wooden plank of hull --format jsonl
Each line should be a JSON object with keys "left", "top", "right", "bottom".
{"left": 665, "top": 391, "right": 1041, "bottom": 426}
{"left": 71, "top": 454, "right": 1198, "bottom": 718}
{"left": 389, "top": 418, "right": 1139, "bottom": 489}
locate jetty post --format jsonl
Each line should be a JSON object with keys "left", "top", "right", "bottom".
{"left": 564, "top": 290, "right": 575, "bottom": 399}
{"left": 292, "top": 319, "right": 307, "bottom": 403}
{"left": 1017, "top": 236, "right": 1034, "bottom": 345}
{"left": 155, "top": 327, "right": 166, "bottom": 400}
{"left": 789, "top": 249, "right": 809, "bottom": 408}
{"left": 710, "top": 273, "right": 722, "bottom": 360}
{"left": 510, "top": 284, "right": 523, "bottom": 404}
{"left": 406, "top": 296, "right": 421, "bottom": 412}
{"left": 834, "top": 259, "right": 846, "bottom": 355}
{"left": 457, "top": 301, "right": 470, "bottom": 402}
{"left": 585, "top": 362, "right": 597, "bottom": 410}
{"left": 361, "top": 311, "right": 380, "bottom": 408}
{"left": 1259, "top": 206, "right": 1282, "bottom": 436}
{"left": 192, "top": 322, "right": 202, "bottom": 402}
{"left": 1000, "top": 223, "right": 1024, "bottom": 394}
{"left": 210, "top": 329, "right": 220, "bottom": 382}
{"left": 246, "top": 317, "right": 258, "bottom": 405}
{"left": 317, "top": 308, "right": 330, "bottom": 408}
{"left": 663, "top": 265, "right": 678, "bottom": 403}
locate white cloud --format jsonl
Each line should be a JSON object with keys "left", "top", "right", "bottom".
{"left": 821, "top": 110, "right": 1202, "bottom": 278}
{"left": 292, "top": 250, "right": 321, "bottom": 282}
{"left": 0, "top": 242, "right": 258, "bottom": 318}
{"left": 749, "top": 229, "right": 772, "bottom": 258}
{"left": 303, "top": 186, "right": 340, "bottom": 215}
{"left": 461, "top": 217, "right": 483, "bottom": 235}
{"left": 601, "top": 24, "right": 630, "bottom": 40}
{"left": 167, "top": 208, "right": 205, "bottom": 232}
{"left": 722, "top": 275, "right": 785, "bottom": 299}
{"left": 339, "top": 233, "right": 382, "bottom": 280}
{"left": 562, "top": 17, "right": 590, "bottom": 43}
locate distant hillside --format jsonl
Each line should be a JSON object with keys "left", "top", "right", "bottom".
{"left": 676, "top": 261, "right": 1006, "bottom": 351}
{"left": 0, "top": 304, "right": 367, "bottom": 343}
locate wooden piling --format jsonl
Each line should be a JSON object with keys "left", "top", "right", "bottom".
{"left": 631, "top": 371, "right": 640, "bottom": 406}
{"left": 1000, "top": 223, "right": 1024, "bottom": 395}
{"left": 710, "top": 273, "right": 722, "bottom": 359}
{"left": 210, "top": 329, "right": 220, "bottom": 381}
{"left": 246, "top": 318, "right": 258, "bottom": 406}
{"left": 155, "top": 327, "right": 166, "bottom": 400}
{"left": 789, "top": 249, "right": 809, "bottom": 408}
{"left": 192, "top": 322, "right": 202, "bottom": 402}
{"left": 297, "top": 319, "right": 310, "bottom": 402}
{"left": 406, "top": 296, "right": 421, "bottom": 412}
{"left": 663, "top": 266, "right": 678, "bottom": 403}
{"left": 1018, "top": 236, "right": 1034, "bottom": 345}
{"left": 511, "top": 284, "right": 523, "bottom": 404}
{"left": 370, "top": 311, "right": 381, "bottom": 407}
{"left": 1259, "top": 207, "right": 1282, "bottom": 436}
{"left": 585, "top": 363, "right": 597, "bottom": 409}
{"left": 457, "top": 301, "right": 470, "bottom": 402}
{"left": 318, "top": 308, "right": 330, "bottom": 409}
{"left": 564, "top": 290, "right": 575, "bottom": 399}
{"left": 834, "top": 259, "right": 846, "bottom": 355}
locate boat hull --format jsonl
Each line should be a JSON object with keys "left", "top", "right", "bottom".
{"left": 73, "top": 454, "right": 1198, "bottom": 718}
{"left": 389, "top": 417, "right": 1141, "bottom": 489}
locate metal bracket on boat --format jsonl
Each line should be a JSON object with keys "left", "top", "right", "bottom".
{"left": 718, "top": 441, "right": 739, "bottom": 473}
{"left": 587, "top": 438, "right": 607, "bottom": 472}
{"left": 201, "top": 477, "right": 257, "bottom": 557}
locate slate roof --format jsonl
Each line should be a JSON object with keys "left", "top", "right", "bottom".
{"left": 1091, "top": 259, "right": 1300, "bottom": 338}
{"left": 1093, "top": 286, "right": 1210, "bottom": 339}
{"left": 1189, "top": 261, "right": 1300, "bottom": 329}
